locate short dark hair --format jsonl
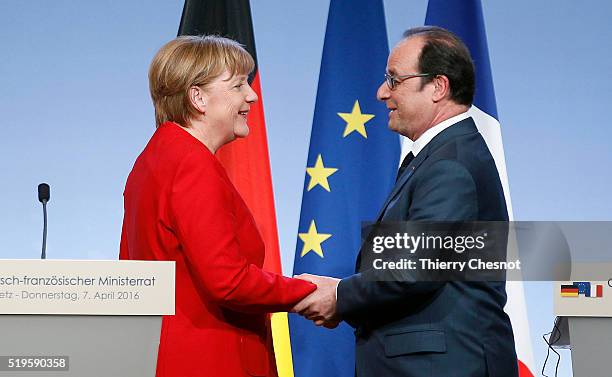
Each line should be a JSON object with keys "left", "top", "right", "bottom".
{"left": 403, "top": 26, "right": 475, "bottom": 106}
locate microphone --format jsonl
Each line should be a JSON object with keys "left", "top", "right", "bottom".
{"left": 38, "top": 183, "right": 50, "bottom": 204}
{"left": 38, "top": 183, "right": 50, "bottom": 259}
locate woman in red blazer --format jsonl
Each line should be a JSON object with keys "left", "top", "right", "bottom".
{"left": 119, "top": 35, "right": 316, "bottom": 377}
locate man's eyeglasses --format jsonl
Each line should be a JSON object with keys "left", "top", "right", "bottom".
{"left": 384, "top": 72, "right": 432, "bottom": 90}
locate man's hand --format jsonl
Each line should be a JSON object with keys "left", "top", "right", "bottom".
{"left": 292, "top": 274, "right": 341, "bottom": 328}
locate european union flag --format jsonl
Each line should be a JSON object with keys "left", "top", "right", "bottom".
{"left": 289, "top": 1, "right": 399, "bottom": 376}
{"left": 574, "top": 282, "right": 591, "bottom": 296}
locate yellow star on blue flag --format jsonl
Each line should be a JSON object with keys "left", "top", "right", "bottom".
{"left": 298, "top": 220, "right": 332, "bottom": 258}
{"left": 306, "top": 154, "right": 338, "bottom": 192}
{"left": 338, "top": 100, "right": 375, "bottom": 138}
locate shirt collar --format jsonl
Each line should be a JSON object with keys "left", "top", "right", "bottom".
{"left": 410, "top": 111, "right": 470, "bottom": 157}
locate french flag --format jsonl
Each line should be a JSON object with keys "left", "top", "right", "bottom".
{"left": 589, "top": 284, "right": 603, "bottom": 298}
{"left": 421, "top": 0, "right": 536, "bottom": 376}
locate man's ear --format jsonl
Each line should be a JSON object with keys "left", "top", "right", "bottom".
{"left": 431, "top": 75, "right": 450, "bottom": 102}
{"left": 188, "top": 86, "right": 206, "bottom": 114}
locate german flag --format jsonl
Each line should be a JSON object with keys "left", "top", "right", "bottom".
{"left": 179, "top": 2, "right": 292, "bottom": 376}
{"left": 560, "top": 284, "right": 579, "bottom": 297}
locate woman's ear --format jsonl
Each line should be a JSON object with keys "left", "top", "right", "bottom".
{"left": 188, "top": 86, "right": 206, "bottom": 114}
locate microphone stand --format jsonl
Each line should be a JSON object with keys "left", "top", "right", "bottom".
{"left": 38, "top": 183, "right": 50, "bottom": 259}
{"left": 41, "top": 199, "right": 48, "bottom": 260}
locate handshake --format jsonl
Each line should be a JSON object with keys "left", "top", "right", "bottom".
{"left": 291, "top": 274, "right": 341, "bottom": 329}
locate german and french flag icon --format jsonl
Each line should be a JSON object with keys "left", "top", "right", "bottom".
{"left": 561, "top": 282, "right": 603, "bottom": 298}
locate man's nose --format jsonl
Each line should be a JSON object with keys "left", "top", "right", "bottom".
{"left": 376, "top": 82, "right": 390, "bottom": 101}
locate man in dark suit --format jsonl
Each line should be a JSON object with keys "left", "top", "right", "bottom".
{"left": 294, "top": 26, "right": 518, "bottom": 377}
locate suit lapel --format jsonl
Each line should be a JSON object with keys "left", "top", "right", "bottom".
{"left": 356, "top": 118, "right": 479, "bottom": 270}
{"left": 374, "top": 151, "right": 428, "bottom": 221}
{"left": 356, "top": 156, "right": 426, "bottom": 270}
{"left": 374, "top": 117, "right": 479, "bottom": 222}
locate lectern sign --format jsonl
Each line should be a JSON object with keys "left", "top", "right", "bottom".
{"left": 0, "top": 260, "right": 175, "bottom": 315}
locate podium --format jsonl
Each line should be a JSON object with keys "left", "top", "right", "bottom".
{"left": 551, "top": 281, "right": 612, "bottom": 377}
{"left": 0, "top": 260, "right": 175, "bottom": 377}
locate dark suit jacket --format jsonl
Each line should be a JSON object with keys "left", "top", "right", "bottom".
{"left": 120, "top": 122, "right": 315, "bottom": 377}
{"left": 336, "top": 117, "right": 518, "bottom": 377}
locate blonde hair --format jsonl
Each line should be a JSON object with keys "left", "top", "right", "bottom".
{"left": 148, "top": 35, "right": 255, "bottom": 127}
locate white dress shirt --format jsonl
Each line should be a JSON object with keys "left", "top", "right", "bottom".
{"left": 409, "top": 111, "right": 470, "bottom": 157}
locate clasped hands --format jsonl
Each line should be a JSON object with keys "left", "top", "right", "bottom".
{"left": 291, "top": 274, "right": 341, "bottom": 329}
